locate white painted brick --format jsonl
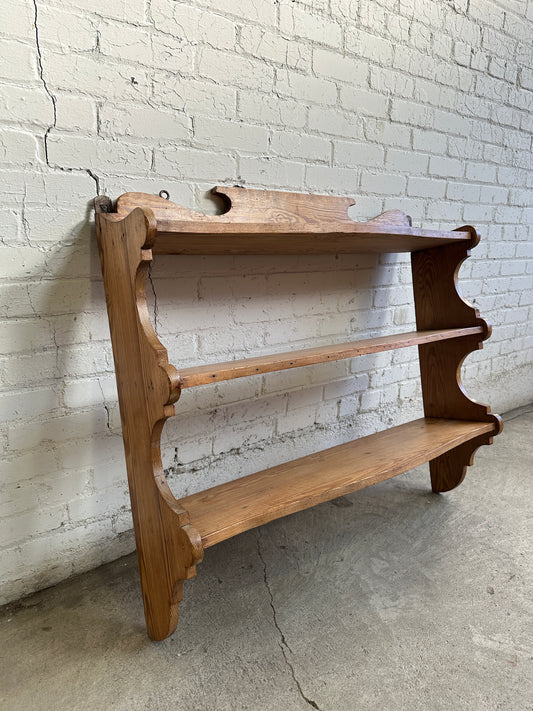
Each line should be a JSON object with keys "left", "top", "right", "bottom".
{"left": 22, "top": 205, "right": 94, "bottom": 244}
{"left": 202, "top": 0, "right": 277, "bottom": 25}
{"left": 494, "top": 205, "right": 522, "bottom": 224}
{"left": 0, "top": 0, "right": 34, "bottom": 40}
{"left": 271, "top": 132, "right": 331, "bottom": 163}
{"left": 212, "top": 419, "right": 274, "bottom": 455}
{"left": 479, "top": 185, "right": 509, "bottom": 204}
{"left": 100, "top": 104, "right": 190, "bottom": 141}
{"left": 346, "top": 29, "right": 394, "bottom": 66}
{"left": 407, "top": 176, "right": 446, "bottom": 199}
{"left": 8, "top": 409, "right": 108, "bottom": 452}
{"left": 509, "top": 188, "right": 532, "bottom": 206}
{"left": 240, "top": 156, "right": 304, "bottom": 189}
{"left": 238, "top": 91, "right": 306, "bottom": 129}
{"left": 364, "top": 119, "right": 411, "bottom": 147}
{"left": 277, "top": 406, "right": 316, "bottom": 435}
{"left": 63, "top": 377, "right": 117, "bottom": 410}
{"left": 370, "top": 66, "right": 414, "bottom": 98}
{"left": 361, "top": 173, "right": 406, "bottom": 195}
{"left": 308, "top": 106, "right": 364, "bottom": 139}
{"left": 45, "top": 52, "right": 151, "bottom": 102}
{"left": 340, "top": 88, "right": 389, "bottom": 118}
{"left": 0, "top": 504, "right": 68, "bottom": 548}
{"left": 305, "top": 165, "right": 359, "bottom": 194}
{"left": 0, "top": 319, "right": 51, "bottom": 354}
{"left": 280, "top": 5, "right": 342, "bottom": 47}
{"left": 0, "top": 130, "right": 40, "bottom": 166}
{"left": 154, "top": 146, "right": 236, "bottom": 182}
{"left": 1, "top": 86, "right": 54, "bottom": 128}
{"left": 313, "top": 49, "right": 369, "bottom": 85}
{"left": 466, "top": 162, "right": 498, "bottom": 183}
{"left": 67, "top": 0, "right": 144, "bottom": 23}
{"left": 0, "top": 40, "right": 37, "bottom": 82}
{"left": 429, "top": 156, "right": 464, "bottom": 178}
{"left": 333, "top": 141, "right": 384, "bottom": 168}
{"left": 276, "top": 69, "right": 337, "bottom": 106}
{"left": 0, "top": 348, "right": 58, "bottom": 389}
{"left": 199, "top": 47, "right": 275, "bottom": 92}
{"left": 37, "top": 5, "right": 96, "bottom": 52}
{"left": 386, "top": 149, "right": 428, "bottom": 174}
{"left": 383, "top": 197, "right": 425, "bottom": 221}
{"left": 150, "top": 34, "right": 195, "bottom": 76}
{"left": 390, "top": 99, "right": 434, "bottom": 128}
{"left": 0, "top": 387, "right": 60, "bottom": 423}
{"left": 412, "top": 129, "right": 447, "bottom": 154}
{"left": 48, "top": 131, "right": 152, "bottom": 173}
{"left": 0, "top": 247, "right": 46, "bottom": 279}
{"left": 239, "top": 26, "right": 311, "bottom": 71}
{"left": 194, "top": 117, "right": 269, "bottom": 153}
{"left": 54, "top": 93, "right": 97, "bottom": 134}
{"left": 151, "top": 1, "right": 236, "bottom": 51}
{"left": 445, "top": 182, "right": 481, "bottom": 203}
{"left": 67, "top": 485, "right": 129, "bottom": 523}
{"left": 373, "top": 286, "right": 412, "bottom": 308}
{"left": 153, "top": 75, "right": 236, "bottom": 118}
{"left": 520, "top": 67, "right": 533, "bottom": 91}
{"left": 99, "top": 21, "right": 152, "bottom": 65}
{"left": 360, "top": 389, "right": 381, "bottom": 412}
{"left": 427, "top": 201, "right": 464, "bottom": 222}
{"left": 324, "top": 375, "right": 369, "bottom": 401}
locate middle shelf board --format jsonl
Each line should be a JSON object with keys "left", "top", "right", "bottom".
{"left": 177, "top": 327, "right": 484, "bottom": 389}
{"left": 180, "top": 417, "right": 496, "bottom": 548}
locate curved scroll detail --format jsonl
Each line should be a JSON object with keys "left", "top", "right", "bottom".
{"left": 115, "top": 186, "right": 357, "bottom": 227}
{"left": 106, "top": 189, "right": 471, "bottom": 256}
{"left": 95, "top": 205, "right": 203, "bottom": 640}
{"left": 430, "top": 432, "right": 496, "bottom": 493}
{"left": 411, "top": 226, "right": 502, "bottom": 492}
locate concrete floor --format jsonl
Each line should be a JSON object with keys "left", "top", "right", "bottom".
{"left": 1, "top": 408, "right": 532, "bottom": 711}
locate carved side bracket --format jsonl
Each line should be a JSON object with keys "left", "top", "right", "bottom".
{"left": 95, "top": 205, "right": 203, "bottom": 641}
{"left": 411, "top": 227, "right": 503, "bottom": 493}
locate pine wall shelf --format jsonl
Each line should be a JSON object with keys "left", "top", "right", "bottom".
{"left": 95, "top": 186, "right": 502, "bottom": 641}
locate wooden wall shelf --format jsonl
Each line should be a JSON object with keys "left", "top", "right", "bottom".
{"left": 95, "top": 186, "right": 502, "bottom": 641}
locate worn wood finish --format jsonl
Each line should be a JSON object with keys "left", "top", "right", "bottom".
{"left": 115, "top": 188, "right": 470, "bottom": 254}
{"left": 411, "top": 228, "right": 503, "bottom": 493}
{"left": 177, "top": 327, "right": 484, "bottom": 389}
{"left": 96, "top": 207, "right": 203, "bottom": 641}
{"left": 180, "top": 418, "right": 495, "bottom": 548}
{"left": 95, "top": 187, "right": 501, "bottom": 640}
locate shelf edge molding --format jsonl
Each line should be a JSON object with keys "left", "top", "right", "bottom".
{"left": 176, "top": 327, "right": 484, "bottom": 390}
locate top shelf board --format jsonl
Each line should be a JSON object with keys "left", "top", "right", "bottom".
{"left": 100, "top": 188, "right": 474, "bottom": 255}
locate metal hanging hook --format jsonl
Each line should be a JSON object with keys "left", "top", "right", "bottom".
{"left": 158, "top": 190, "right": 170, "bottom": 200}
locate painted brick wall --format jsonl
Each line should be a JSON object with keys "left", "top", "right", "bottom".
{"left": 1, "top": 0, "right": 532, "bottom": 605}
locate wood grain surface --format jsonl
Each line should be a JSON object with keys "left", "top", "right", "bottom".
{"left": 180, "top": 418, "right": 496, "bottom": 548}
{"left": 177, "top": 327, "right": 484, "bottom": 389}
{"left": 114, "top": 188, "right": 470, "bottom": 254}
{"left": 96, "top": 207, "right": 203, "bottom": 641}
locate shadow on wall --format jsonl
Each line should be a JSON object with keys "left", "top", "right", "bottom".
{"left": 1, "top": 199, "right": 133, "bottom": 605}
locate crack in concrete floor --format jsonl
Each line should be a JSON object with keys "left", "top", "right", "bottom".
{"left": 257, "top": 528, "right": 322, "bottom": 711}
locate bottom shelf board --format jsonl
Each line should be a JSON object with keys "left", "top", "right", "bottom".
{"left": 180, "top": 417, "right": 495, "bottom": 548}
